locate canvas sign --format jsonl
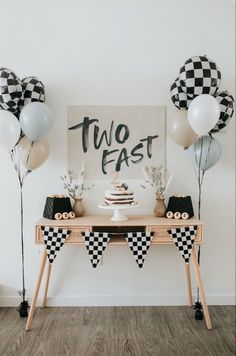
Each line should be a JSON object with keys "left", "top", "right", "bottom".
{"left": 67, "top": 106, "right": 166, "bottom": 179}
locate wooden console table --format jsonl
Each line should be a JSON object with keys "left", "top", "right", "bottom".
{"left": 25, "top": 215, "right": 212, "bottom": 330}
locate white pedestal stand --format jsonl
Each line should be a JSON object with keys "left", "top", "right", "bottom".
{"left": 98, "top": 203, "right": 139, "bottom": 221}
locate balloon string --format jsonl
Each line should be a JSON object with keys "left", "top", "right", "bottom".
{"left": 10, "top": 148, "right": 30, "bottom": 302}
{"left": 202, "top": 135, "right": 212, "bottom": 173}
{"left": 197, "top": 245, "right": 201, "bottom": 303}
{"left": 25, "top": 142, "right": 34, "bottom": 169}
{"left": 20, "top": 185, "right": 25, "bottom": 301}
{"left": 194, "top": 136, "right": 203, "bottom": 220}
{"left": 193, "top": 136, "right": 209, "bottom": 304}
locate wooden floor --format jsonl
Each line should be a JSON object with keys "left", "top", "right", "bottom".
{"left": 0, "top": 306, "right": 235, "bottom": 356}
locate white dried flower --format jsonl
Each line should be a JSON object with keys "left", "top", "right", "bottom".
{"left": 141, "top": 164, "right": 172, "bottom": 198}
{"left": 60, "top": 163, "right": 94, "bottom": 199}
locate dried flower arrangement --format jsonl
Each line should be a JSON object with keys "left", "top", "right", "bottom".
{"left": 60, "top": 163, "right": 94, "bottom": 200}
{"left": 141, "top": 165, "right": 173, "bottom": 199}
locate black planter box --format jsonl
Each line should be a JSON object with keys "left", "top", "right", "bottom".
{"left": 166, "top": 196, "right": 194, "bottom": 219}
{"left": 43, "top": 196, "right": 73, "bottom": 220}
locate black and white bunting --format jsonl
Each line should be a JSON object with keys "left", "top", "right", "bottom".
{"left": 168, "top": 225, "right": 197, "bottom": 264}
{"left": 82, "top": 232, "right": 111, "bottom": 268}
{"left": 41, "top": 226, "right": 71, "bottom": 264}
{"left": 124, "top": 232, "right": 154, "bottom": 268}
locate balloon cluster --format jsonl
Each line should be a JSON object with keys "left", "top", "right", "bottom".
{"left": 169, "top": 55, "right": 234, "bottom": 172}
{"left": 0, "top": 67, "right": 53, "bottom": 317}
{"left": 170, "top": 56, "right": 234, "bottom": 316}
{"left": 0, "top": 67, "right": 52, "bottom": 171}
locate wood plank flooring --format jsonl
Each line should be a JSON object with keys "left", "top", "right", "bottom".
{"left": 0, "top": 306, "right": 235, "bottom": 356}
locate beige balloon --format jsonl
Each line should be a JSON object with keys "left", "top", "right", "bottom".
{"left": 17, "top": 136, "right": 50, "bottom": 171}
{"left": 168, "top": 110, "right": 198, "bottom": 149}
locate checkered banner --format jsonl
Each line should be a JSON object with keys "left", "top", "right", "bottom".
{"left": 168, "top": 225, "right": 198, "bottom": 264}
{"left": 41, "top": 226, "right": 71, "bottom": 264}
{"left": 124, "top": 232, "right": 154, "bottom": 268}
{"left": 82, "top": 232, "right": 112, "bottom": 268}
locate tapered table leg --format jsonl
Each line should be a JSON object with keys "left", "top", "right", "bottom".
{"left": 42, "top": 260, "right": 51, "bottom": 308}
{"left": 25, "top": 250, "right": 47, "bottom": 331}
{"left": 191, "top": 245, "right": 212, "bottom": 330}
{"left": 185, "top": 263, "right": 193, "bottom": 306}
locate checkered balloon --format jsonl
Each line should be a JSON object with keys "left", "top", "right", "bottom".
{"left": 210, "top": 91, "right": 234, "bottom": 133}
{"left": 0, "top": 68, "right": 23, "bottom": 112}
{"left": 170, "top": 77, "right": 193, "bottom": 109}
{"left": 168, "top": 225, "right": 197, "bottom": 264}
{"left": 21, "top": 76, "right": 45, "bottom": 107}
{"left": 179, "top": 56, "right": 221, "bottom": 98}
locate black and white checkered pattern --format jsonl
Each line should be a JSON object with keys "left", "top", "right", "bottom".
{"left": 0, "top": 68, "right": 23, "bottom": 112}
{"left": 41, "top": 226, "right": 71, "bottom": 264}
{"left": 82, "top": 232, "right": 111, "bottom": 268}
{"left": 211, "top": 91, "right": 234, "bottom": 133}
{"left": 124, "top": 232, "right": 154, "bottom": 268}
{"left": 170, "top": 77, "right": 193, "bottom": 109}
{"left": 21, "top": 76, "right": 45, "bottom": 107}
{"left": 179, "top": 56, "right": 221, "bottom": 98}
{"left": 168, "top": 225, "right": 197, "bottom": 264}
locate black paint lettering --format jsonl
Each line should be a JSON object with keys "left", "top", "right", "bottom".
{"left": 68, "top": 117, "right": 98, "bottom": 153}
{"left": 116, "top": 148, "right": 130, "bottom": 172}
{"left": 131, "top": 143, "right": 144, "bottom": 164}
{"left": 140, "top": 135, "right": 159, "bottom": 158}
{"left": 115, "top": 124, "right": 130, "bottom": 144}
{"left": 101, "top": 149, "right": 119, "bottom": 174}
{"left": 94, "top": 121, "right": 114, "bottom": 149}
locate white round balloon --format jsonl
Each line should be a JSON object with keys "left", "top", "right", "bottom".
{"left": 20, "top": 102, "right": 52, "bottom": 141}
{"left": 188, "top": 94, "right": 220, "bottom": 136}
{"left": 0, "top": 110, "right": 21, "bottom": 151}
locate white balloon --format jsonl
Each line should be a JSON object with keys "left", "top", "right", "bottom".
{"left": 0, "top": 110, "right": 21, "bottom": 151}
{"left": 188, "top": 94, "right": 220, "bottom": 135}
{"left": 20, "top": 102, "right": 52, "bottom": 141}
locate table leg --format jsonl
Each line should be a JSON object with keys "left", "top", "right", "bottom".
{"left": 191, "top": 245, "right": 212, "bottom": 330}
{"left": 185, "top": 263, "right": 193, "bottom": 306}
{"left": 25, "top": 249, "right": 47, "bottom": 331}
{"left": 42, "top": 260, "right": 52, "bottom": 308}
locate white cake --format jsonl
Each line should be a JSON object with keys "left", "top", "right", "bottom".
{"left": 104, "top": 183, "right": 135, "bottom": 205}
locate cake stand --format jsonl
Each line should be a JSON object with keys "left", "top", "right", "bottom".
{"left": 98, "top": 203, "right": 139, "bottom": 221}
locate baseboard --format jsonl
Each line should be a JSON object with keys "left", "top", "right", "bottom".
{"left": 0, "top": 294, "right": 235, "bottom": 307}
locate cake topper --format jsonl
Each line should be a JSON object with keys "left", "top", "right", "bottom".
{"left": 111, "top": 171, "right": 120, "bottom": 190}
{"left": 121, "top": 183, "right": 128, "bottom": 191}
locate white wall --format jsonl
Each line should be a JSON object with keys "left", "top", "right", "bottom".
{"left": 0, "top": 0, "right": 235, "bottom": 306}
